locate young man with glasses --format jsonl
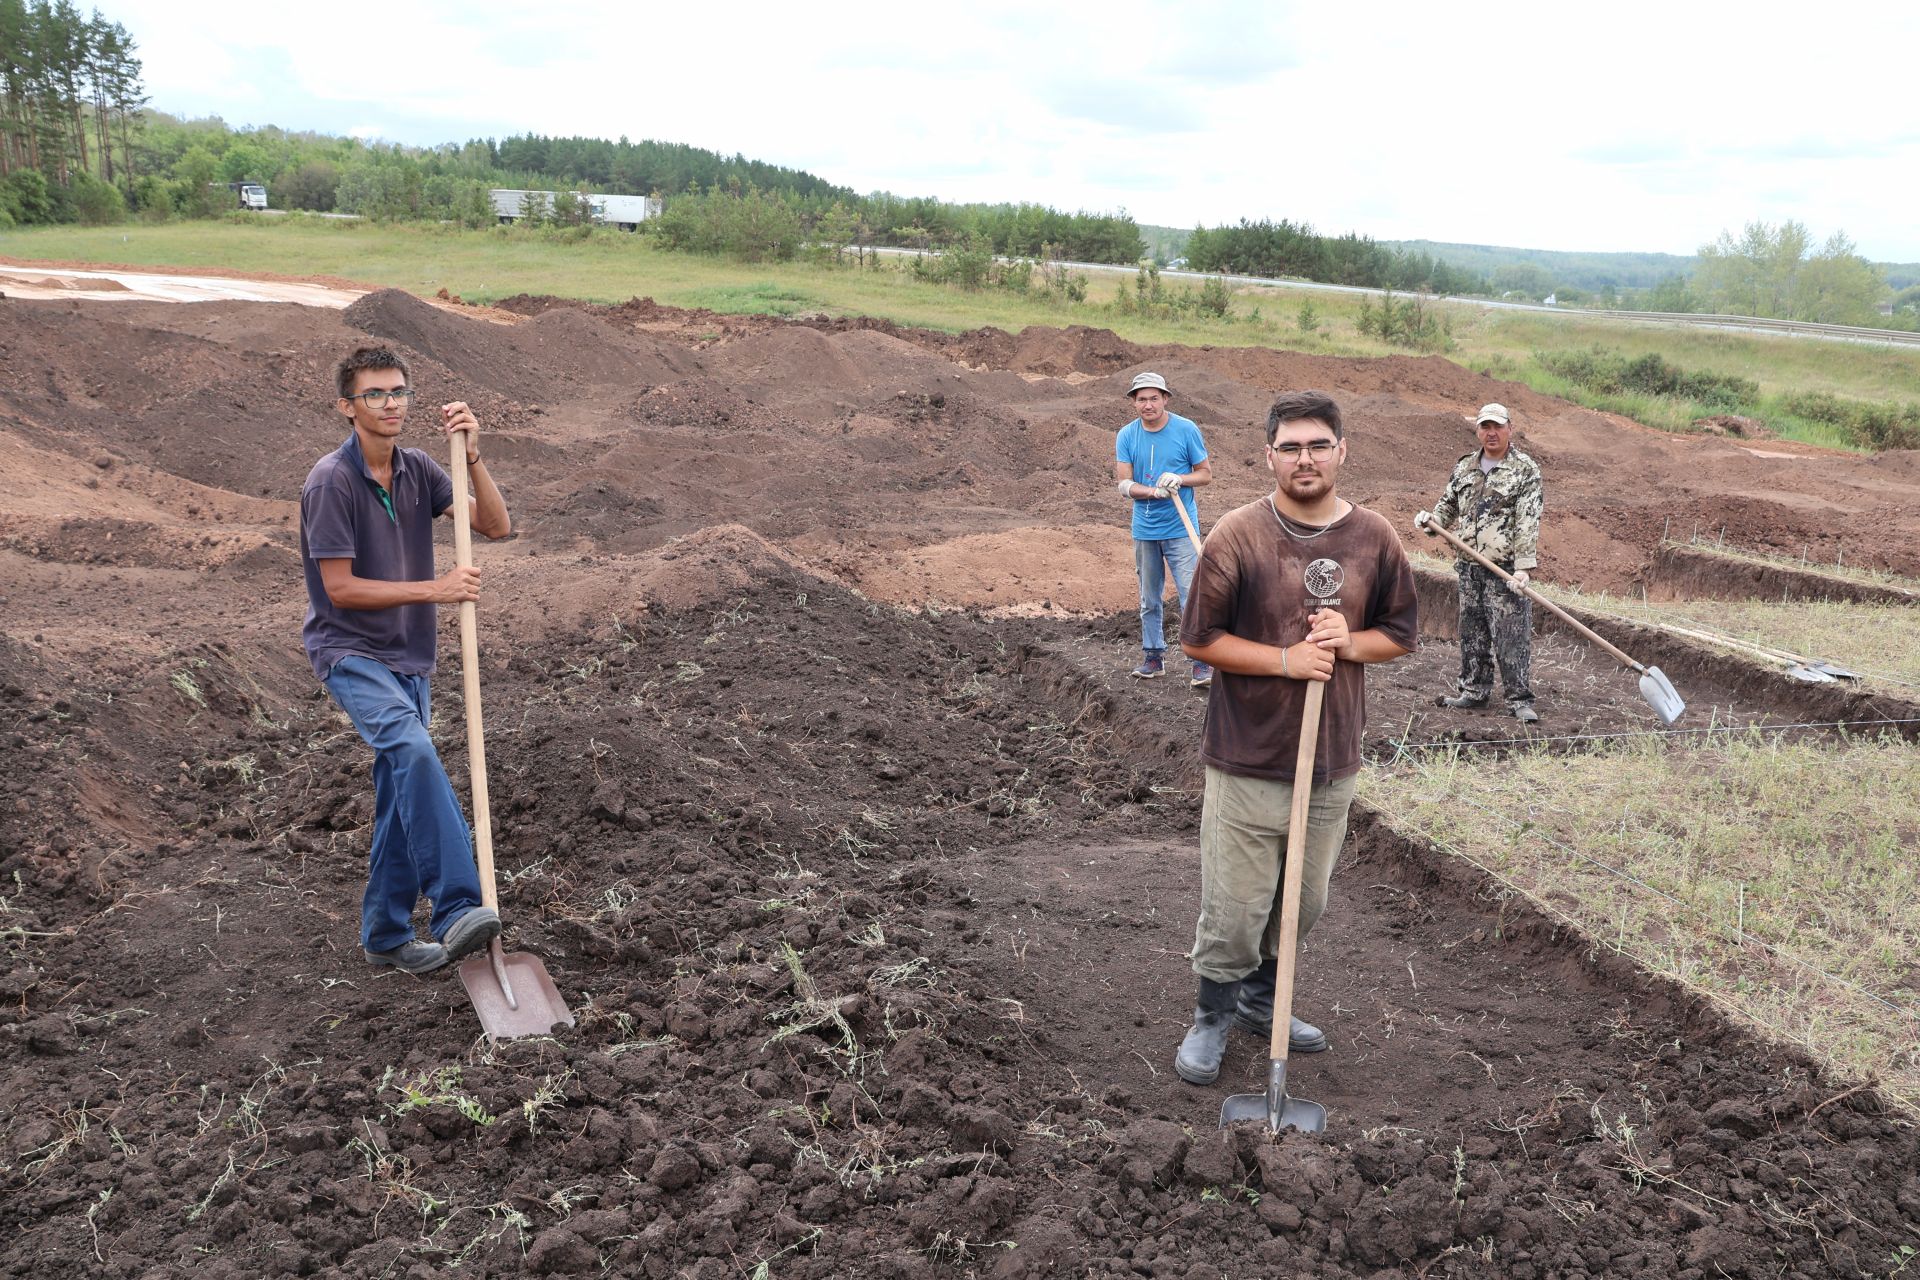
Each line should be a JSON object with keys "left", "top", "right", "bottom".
{"left": 1171, "top": 390, "right": 1418, "bottom": 1085}
{"left": 1419, "top": 403, "right": 1544, "bottom": 723}
{"left": 1114, "top": 371, "right": 1214, "bottom": 686}
{"left": 298, "top": 345, "right": 511, "bottom": 975}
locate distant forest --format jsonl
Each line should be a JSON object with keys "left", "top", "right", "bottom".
{"left": 1381, "top": 240, "right": 1698, "bottom": 292}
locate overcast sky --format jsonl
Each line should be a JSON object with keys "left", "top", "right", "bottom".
{"left": 115, "top": 0, "right": 1920, "bottom": 261}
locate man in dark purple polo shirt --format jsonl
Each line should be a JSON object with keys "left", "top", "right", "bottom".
{"left": 300, "top": 345, "right": 512, "bottom": 974}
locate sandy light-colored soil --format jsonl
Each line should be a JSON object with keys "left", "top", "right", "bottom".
{"left": 2, "top": 282, "right": 1917, "bottom": 1278}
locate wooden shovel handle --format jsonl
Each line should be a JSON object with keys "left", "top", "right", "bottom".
{"left": 1420, "top": 518, "right": 1643, "bottom": 673}
{"left": 1269, "top": 675, "right": 1326, "bottom": 1063}
{"left": 1171, "top": 491, "right": 1205, "bottom": 558}
{"left": 449, "top": 444, "right": 498, "bottom": 912}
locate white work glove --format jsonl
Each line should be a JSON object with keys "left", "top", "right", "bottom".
{"left": 1149, "top": 486, "right": 1171, "bottom": 500}
{"left": 1509, "top": 569, "right": 1531, "bottom": 595}
{"left": 1415, "top": 510, "right": 1438, "bottom": 535}
{"left": 1155, "top": 471, "right": 1184, "bottom": 492}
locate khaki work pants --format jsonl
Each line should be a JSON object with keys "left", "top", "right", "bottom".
{"left": 1190, "top": 766, "right": 1359, "bottom": 983}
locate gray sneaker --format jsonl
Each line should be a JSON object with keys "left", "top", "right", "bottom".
{"left": 365, "top": 939, "right": 450, "bottom": 974}
{"left": 441, "top": 907, "right": 502, "bottom": 962}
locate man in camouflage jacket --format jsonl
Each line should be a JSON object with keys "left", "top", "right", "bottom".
{"left": 1423, "top": 403, "right": 1543, "bottom": 722}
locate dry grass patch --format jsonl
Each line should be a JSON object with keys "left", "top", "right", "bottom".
{"left": 1361, "top": 734, "right": 1920, "bottom": 1111}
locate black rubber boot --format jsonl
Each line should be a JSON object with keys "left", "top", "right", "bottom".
{"left": 1174, "top": 978, "right": 1240, "bottom": 1085}
{"left": 1232, "top": 956, "right": 1330, "bottom": 1053}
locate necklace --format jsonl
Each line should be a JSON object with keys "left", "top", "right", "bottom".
{"left": 1268, "top": 497, "right": 1346, "bottom": 541}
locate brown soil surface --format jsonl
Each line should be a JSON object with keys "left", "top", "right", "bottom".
{"left": 3, "top": 288, "right": 1918, "bottom": 1278}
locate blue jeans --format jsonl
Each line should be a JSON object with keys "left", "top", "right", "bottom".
{"left": 1135, "top": 536, "right": 1199, "bottom": 654}
{"left": 322, "top": 655, "right": 484, "bottom": 952}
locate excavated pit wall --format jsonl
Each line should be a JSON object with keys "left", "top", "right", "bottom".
{"left": 1642, "top": 545, "right": 1920, "bottom": 606}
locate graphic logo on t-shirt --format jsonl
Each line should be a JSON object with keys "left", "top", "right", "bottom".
{"left": 1304, "top": 558, "right": 1344, "bottom": 599}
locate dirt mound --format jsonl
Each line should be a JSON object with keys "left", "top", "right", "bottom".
{"left": 1873, "top": 448, "right": 1920, "bottom": 479}
{"left": 344, "top": 286, "right": 699, "bottom": 409}
{"left": 1002, "top": 323, "right": 1145, "bottom": 377}
{"left": 343, "top": 286, "right": 530, "bottom": 389}
{"left": 5, "top": 556, "right": 1912, "bottom": 1278}
{"left": 491, "top": 292, "right": 585, "bottom": 317}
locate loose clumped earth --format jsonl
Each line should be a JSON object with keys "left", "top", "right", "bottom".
{"left": 1, "top": 287, "right": 1917, "bottom": 1277}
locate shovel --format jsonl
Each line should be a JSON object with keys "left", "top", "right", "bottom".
{"left": 449, "top": 441, "right": 575, "bottom": 1040}
{"left": 1220, "top": 677, "right": 1329, "bottom": 1136}
{"left": 1414, "top": 515, "right": 1686, "bottom": 726}
{"left": 1647, "top": 620, "right": 1858, "bottom": 683}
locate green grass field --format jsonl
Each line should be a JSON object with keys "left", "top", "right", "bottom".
{"left": 1362, "top": 734, "right": 1920, "bottom": 1112}
{"left": 6, "top": 217, "right": 1918, "bottom": 452}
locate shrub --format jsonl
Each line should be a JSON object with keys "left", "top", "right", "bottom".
{"left": 1357, "top": 290, "right": 1450, "bottom": 350}
{"left": 131, "top": 175, "right": 177, "bottom": 223}
{"left": 651, "top": 183, "right": 801, "bottom": 262}
{"left": 1534, "top": 347, "right": 1756, "bottom": 409}
{"left": 1777, "top": 391, "right": 1920, "bottom": 450}
{"left": 70, "top": 174, "right": 126, "bottom": 226}
{"left": 1111, "top": 264, "right": 1235, "bottom": 321}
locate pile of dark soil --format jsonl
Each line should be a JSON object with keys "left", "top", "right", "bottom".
{"left": 6, "top": 555, "right": 1915, "bottom": 1278}
{"left": 3, "top": 288, "right": 1918, "bottom": 1277}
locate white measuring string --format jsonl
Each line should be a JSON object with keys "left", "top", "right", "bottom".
{"left": 1367, "top": 777, "right": 1917, "bottom": 1022}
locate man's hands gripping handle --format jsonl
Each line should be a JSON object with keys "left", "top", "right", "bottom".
{"left": 1282, "top": 608, "right": 1345, "bottom": 682}
{"left": 1416, "top": 510, "right": 1531, "bottom": 596}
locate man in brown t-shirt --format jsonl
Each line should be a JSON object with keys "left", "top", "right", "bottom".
{"left": 1173, "top": 390, "right": 1418, "bottom": 1086}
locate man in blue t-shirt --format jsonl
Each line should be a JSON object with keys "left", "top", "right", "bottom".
{"left": 1113, "top": 371, "right": 1213, "bottom": 685}
{"left": 299, "top": 345, "right": 512, "bottom": 976}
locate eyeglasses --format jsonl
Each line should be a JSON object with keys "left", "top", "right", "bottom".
{"left": 1269, "top": 441, "right": 1338, "bottom": 462}
{"left": 344, "top": 388, "right": 415, "bottom": 407}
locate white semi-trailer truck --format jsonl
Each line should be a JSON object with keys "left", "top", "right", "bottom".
{"left": 488, "top": 189, "right": 660, "bottom": 231}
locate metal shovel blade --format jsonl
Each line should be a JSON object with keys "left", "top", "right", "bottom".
{"left": 1219, "top": 1059, "right": 1326, "bottom": 1134}
{"left": 1638, "top": 666, "right": 1686, "bottom": 726}
{"left": 1812, "top": 662, "right": 1862, "bottom": 681}
{"left": 1785, "top": 664, "right": 1837, "bottom": 684}
{"left": 459, "top": 940, "right": 575, "bottom": 1041}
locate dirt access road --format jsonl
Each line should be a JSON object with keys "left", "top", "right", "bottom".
{"left": 1, "top": 283, "right": 1917, "bottom": 1277}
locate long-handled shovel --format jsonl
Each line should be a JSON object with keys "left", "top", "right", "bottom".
{"left": 1220, "top": 676, "right": 1330, "bottom": 1136}
{"left": 1643, "top": 620, "right": 1858, "bottom": 683}
{"left": 1414, "top": 514, "right": 1686, "bottom": 726}
{"left": 449, "top": 442, "right": 574, "bottom": 1040}
{"left": 1170, "top": 489, "right": 1206, "bottom": 558}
